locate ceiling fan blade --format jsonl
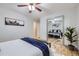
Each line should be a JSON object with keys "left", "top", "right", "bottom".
{"left": 35, "top": 3, "right": 40, "bottom": 5}
{"left": 35, "top": 7, "right": 42, "bottom": 12}
{"left": 17, "top": 5, "right": 28, "bottom": 7}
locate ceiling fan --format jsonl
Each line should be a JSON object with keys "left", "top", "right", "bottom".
{"left": 17, "top": 3, "right": 42, "bottom": 13}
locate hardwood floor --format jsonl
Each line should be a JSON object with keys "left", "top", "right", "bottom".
{"left": 48, "top": 37, "right": 79, "bottom": 56}
{"left": 34, "top": 36, "right": 79, "bottom": 56}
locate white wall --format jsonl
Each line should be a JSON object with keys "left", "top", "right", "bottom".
{"left": 40, "top": 7, "right": 77, "bottom": 41}
{"left": 40, "top": 17, "right": 47, "bottom": 41}
{"left": 0, "top": 7, "right": 33, "bottom": 42}
{"left": 75, "top": 5, "right": 79, "bottom": 50}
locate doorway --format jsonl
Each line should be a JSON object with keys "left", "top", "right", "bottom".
{"left": 33, "top": 20, "right": 40, "bottom": 39}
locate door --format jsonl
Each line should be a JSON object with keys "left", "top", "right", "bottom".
{"left": 33, "top": 20, "right": 40, "bottom": 39}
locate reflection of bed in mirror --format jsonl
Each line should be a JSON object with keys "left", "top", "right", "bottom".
{"left": 47, "top": 16, "right": 64, "bottom": 39}
{"left": 48, "top": 29, "right": 63, "bottom": 38}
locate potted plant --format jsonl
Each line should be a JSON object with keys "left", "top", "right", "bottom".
{"left": 64, "top": 27, "right": 78, "bottom": 50}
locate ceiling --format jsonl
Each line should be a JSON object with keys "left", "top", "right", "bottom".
{"left": 0, "top": 3, "right": 78, "bottom": 20}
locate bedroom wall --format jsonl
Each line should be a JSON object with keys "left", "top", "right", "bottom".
{"left": 0, "top": 7, "right": 33, "bottom": 42}
{"left": 40, "top": 7, "right": 77, "bottom": 42}
{"left": 75, "top": 5, "right": 79, "bottom": 50}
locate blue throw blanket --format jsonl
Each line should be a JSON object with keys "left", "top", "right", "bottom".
{"left": 21, "top": 37, "right": 49, "bottom": 56}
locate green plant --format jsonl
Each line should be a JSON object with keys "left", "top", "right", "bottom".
{"left": 64, "top": 27, "right": 77, "bottom": 45}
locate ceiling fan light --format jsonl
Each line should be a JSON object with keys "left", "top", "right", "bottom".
{"left": 32, "top": 6, "right": 35, "bottom": 10}
{"left": 28, "top": 5, "right": 32, "bottom": 10}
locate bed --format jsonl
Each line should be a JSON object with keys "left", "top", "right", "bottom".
{"left": 0, "top": 37, "right": 52, "bottom": 56}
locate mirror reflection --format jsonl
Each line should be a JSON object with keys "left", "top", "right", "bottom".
{"left": 47, "top": 16, "right": 64, "bottom": 43}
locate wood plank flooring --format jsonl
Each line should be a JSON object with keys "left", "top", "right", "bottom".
{"left": 48, "top": 38, "right": 79, "bottom": 56}
{"left": 34, "top": 36, "right": 79, "bottom": 56}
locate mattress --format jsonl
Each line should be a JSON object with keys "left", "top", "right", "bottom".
{"left": 0, "top": 39, "right": 43, "bottom": 56}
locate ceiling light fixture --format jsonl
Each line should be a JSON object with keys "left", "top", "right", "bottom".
{"left": 32, "top": 6, "right": 35, "bottom": 10}
{"left": 28, "top": 4, "right": 35, "bottom": 11}
{"left": 28, "top": 5, "right": 32, "bottom": 10}
{"left": 28, "top": 4, "right": 35, "bottom": 13}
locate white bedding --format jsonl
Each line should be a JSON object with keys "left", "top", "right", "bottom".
{"left": 0, "top": 39, "right": 43, "bottom": 56}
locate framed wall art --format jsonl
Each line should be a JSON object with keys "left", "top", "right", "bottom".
{"left": 5, "top": 17, "right": 24, "bottom": 26}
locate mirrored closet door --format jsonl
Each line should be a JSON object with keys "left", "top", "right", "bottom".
{"left": 47, "top": 16, "right": 64, "bottom": 43}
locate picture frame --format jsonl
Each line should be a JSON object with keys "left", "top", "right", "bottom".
{"left": 5, "top": 17, "right": 24, "bottom": 26}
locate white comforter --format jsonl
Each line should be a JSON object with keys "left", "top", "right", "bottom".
{"left": 0, "top": 39, "right": 43, "bottom": 56}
